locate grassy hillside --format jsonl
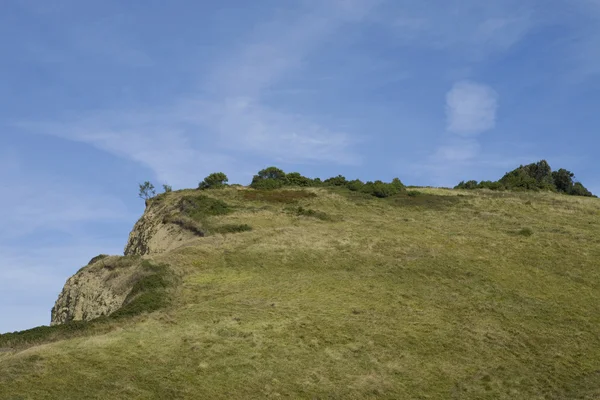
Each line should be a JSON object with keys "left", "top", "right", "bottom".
{"left": 2, "top": 187, "right": 600, "bottom": 399}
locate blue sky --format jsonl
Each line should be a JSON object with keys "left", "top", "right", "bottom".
{"left": 1, "top": 0, "right": 599, "bottom": 333}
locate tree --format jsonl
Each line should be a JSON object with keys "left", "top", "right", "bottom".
{"left": 139, "top": 181, "right": 156, "bottom": 200}
{"left": 286, "top": 172, "right": 313, "bottom": 187}
{"left": 552, "top": 169, "right": 575, "bottom": 193}
{"left": 257, "top": 167, "right": 287, "bottom": 181}
{"left": 323, "top": 175, "right": 347, "bottom": 186}
{"left": 163, "top": 184, "right": 173, "bottom": 193}
{"left": 346, "top": 179, "right": 364, "bottom": 192}
{"left": 199, "top": 172, "right": 229, "bottom": 190}
{"left": 250, "top": 167, "right": 288, "bottom": 189}
{"left": 391, "top": 178, "right": 405, "bottom": 191}
{"left": 570, "top": 182, "right": 594, "bottom": 197}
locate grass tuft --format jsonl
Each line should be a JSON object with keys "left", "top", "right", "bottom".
{"left": 292, "top": 206, "right": 331, "bottom": 221}
{"left": 517, "top": 227, "right": 534, "bottom": 237}
{"left": 214, "top": 224, "right": 253, "bottom": 234}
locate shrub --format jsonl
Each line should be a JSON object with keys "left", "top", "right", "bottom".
{"left": 179, "top": 195, "right": 231, "bottom": 220}
{"left": 455, "top": 180, "right": 479, "bottom": 190}
{"left": 323, "top": 175, "right": 348, "bottom": 187}
{"left": 346, "top": 179, "right": 364, "bottom": 192}
{"left": 391, "top": 178, "right": 406, "bottom": 191}
{"left": 517, "top": 228, "right": 534, "bottom": 237}
{"left": 361, "top": 180, "right": 401, "bottom": 198}
{"left": 199, "top": 172, "right": 229, "bottom": 190}
{"left": 163, "top": 184, "right": 173, "bottom": 193}
{"left": 250, "top": 167, "right": 288, "bottom": 189}
{"left": 250, "top": 178, "right": 285, "bottom": 190}
{"left": 294, "top": 206, "right": 330, "bottom": 221}
{"left": 286, "top": 172, "right": 314, "bottom": 187}
{"left": 256, "top": 166, "right": 287, "bottom": 181}
{"left": 214, "top": 224, "right": 253, "bottom": 234}
{"left": 570, "top": 182, "right": 594, "bottom": 197}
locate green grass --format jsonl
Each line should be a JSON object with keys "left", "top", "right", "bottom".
{"left": 179, "top": 195, "right": 232, "bottom": 220}
{"left": 1, "top": 187, "right": 600, "bottom": 399}
{"left": 110, "top": 261, "right": 173, "bottom": 319}
{"left": 242, "top": 189, "right": 317, "bottom": 203}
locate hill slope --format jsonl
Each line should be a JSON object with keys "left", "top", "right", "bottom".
{"left": 1, "top": 187, "right": 600, "bottom": 399}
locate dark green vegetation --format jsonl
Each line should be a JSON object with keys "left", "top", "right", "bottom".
{"left": 110, "top": 261, "right": 172, "bottom": 319}
{"left": 163, "top": 195, "right": 253, "bottom": 236}
{"left": 213, "top": 224, "right": 253, "bottom": 234}
{"left": 138, "top": 181, "right": 156, "bottom": 200}
{"left": 0, "top": 260, "right": 173, "bottom": 350}
{"left": 456, "top": 160, "right": 595, "bottom": 197}
{"left": 199, "top": 172, "right": 229, "bottom": 190}
{"left": 246, "top": 166, "right": 406, "bottom": 198}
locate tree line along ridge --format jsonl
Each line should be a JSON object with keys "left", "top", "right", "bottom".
{"left": 139, "top": 161, "right": 596, "bottom": 200}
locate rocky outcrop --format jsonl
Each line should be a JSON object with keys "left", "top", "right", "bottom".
{"left": 124, "top": 196, "right": 194, "bottom": 256}
{"left": 52, "top": 193, "right": 196, "bottom": 325}
{"left": 50, "top": 256, "right": 141, "bottom": 325}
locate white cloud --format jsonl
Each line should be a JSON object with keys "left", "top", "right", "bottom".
{"left": 446, "top": 81, "right": 498, "bottom": 135}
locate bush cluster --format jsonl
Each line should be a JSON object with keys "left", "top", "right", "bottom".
{"left": 247, "top": 166, "right": 405, "bottom": 198}
{"left": 199, "top": 172, "right": 229, "bottom": 190}
{"left": 455, "top": 160, "right": 595, "bottom": 197}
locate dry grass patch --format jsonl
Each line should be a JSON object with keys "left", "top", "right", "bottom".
{"left": 242, "top": 189, "right": 317, "bottom": 203}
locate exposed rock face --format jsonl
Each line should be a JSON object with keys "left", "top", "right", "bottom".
{"left": 52, "top": 193, "right": 195, "bottom": 325}
{"left": 51, "top": 256, "right": 140, "bottom": 325}
{"left": 124, "top": 197, "right": 193, "bottom": 256}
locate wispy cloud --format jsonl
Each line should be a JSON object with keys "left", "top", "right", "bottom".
{"left": 384, "top": 0, "right": 533, "bottom": 57}
{"left": 16, "top": 1, "right": 376, "bottom": 184}
{"left": 446, "top": 81, "right": 498, "bottom": 135}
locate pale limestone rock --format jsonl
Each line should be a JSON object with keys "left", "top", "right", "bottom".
{"left": 50, "top": 256, "right": 138, "bottom": 325}
{"left": 124, "top": 197, "right": 195, "bottom": 256}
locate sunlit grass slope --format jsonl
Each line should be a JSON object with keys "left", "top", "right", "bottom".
{"left": 1, "top": 187, "right": 600, "bottom": 399}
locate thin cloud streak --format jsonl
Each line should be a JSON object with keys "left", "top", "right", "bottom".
{"left": 446, "top": 81, "right": 498, "bottom": 136}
